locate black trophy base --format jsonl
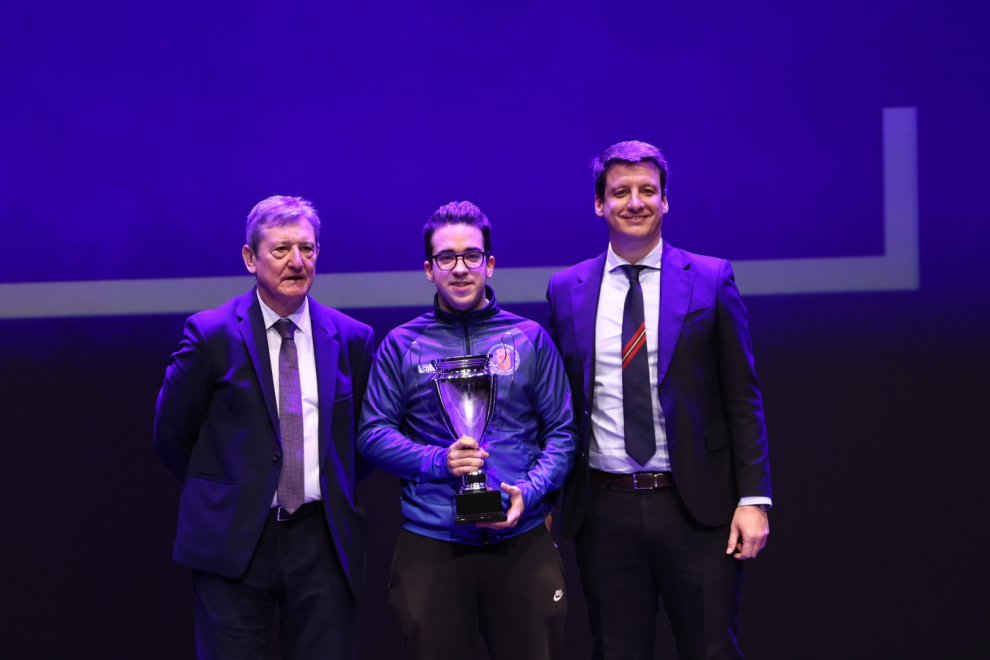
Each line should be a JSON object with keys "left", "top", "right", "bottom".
{"left": 455, "top": 488, "right": 507, "bottom": 525}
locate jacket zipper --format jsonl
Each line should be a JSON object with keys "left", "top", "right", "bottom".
{"left": 461, "top": 316, "right": 485, "bottom": 545}
{"left": 462, "top": 318, "right": 472, "bottom": 354}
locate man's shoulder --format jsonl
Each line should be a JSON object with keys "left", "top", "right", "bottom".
{"left": 186, "top": 290, "right": 254, "bottom": 328}
{"left": 378, "top": 310, "right": 434, "bottom": 349}
{"left": 491, "top": 308, "right": 546, "bottom": 345}
{"left": 550, "top": 253, "right": 605, "bottom": 285}
{"left": 492, "top": 306, "right": 536, "bottom": 327}
{"left": 309, "top": 297, "right": 373, "bottom": 339}
{"left": 666, "top": 244, "right": 729, "bottom": 277}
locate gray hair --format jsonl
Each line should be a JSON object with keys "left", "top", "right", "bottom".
{"left": 245, "top": 195, "right": 321, "bottom": 254}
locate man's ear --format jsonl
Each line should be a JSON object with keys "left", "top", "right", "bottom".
{"left": 594, "top": 196, "right": 604, "bottom": 217}
{"left": 424, "top": 260, "right": 435, "bottom": 283}
{"left": 661, "top": 195, "right": 669, "bottom": 214}
{"left": 486, "top": 254, "right": 495, "bottom": 278}
{"left": 242, "top": 245, "right": 257, "bottom": 274}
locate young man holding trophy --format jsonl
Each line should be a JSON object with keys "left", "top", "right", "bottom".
{"left": 357, "top": 201, "right": 577, "bottom": 660}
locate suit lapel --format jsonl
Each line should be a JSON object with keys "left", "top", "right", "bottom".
{"left": 239, "top": 291, "right": 281, "bottom": 440}
{"left": 572, "top": 253, "right": 606, "bottom": 408}
{"left": 309, "top": 300, "right": 339, "bottom": 469}
{"left": 657, "top": 243, "right": 694, "bottom": 388}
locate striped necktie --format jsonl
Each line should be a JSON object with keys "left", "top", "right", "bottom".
{"left": 619, "top": 265, "right": 657, "bottom": 466}
{"left": 274, "top": 319, "right": 304, "bottom": 513}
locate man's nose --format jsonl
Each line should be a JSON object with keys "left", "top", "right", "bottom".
{"left": 452, "top": 256, "right": 470, "bottom": 274}
{"left": 628, "top": 191, "right": 645, "bottom": 209}
{"left": 287, "top": 247, "right": 304, "bottom": 268}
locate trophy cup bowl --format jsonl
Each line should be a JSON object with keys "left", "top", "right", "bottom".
{"left": 431, "top": 354, "right": 507, "bottom": 525}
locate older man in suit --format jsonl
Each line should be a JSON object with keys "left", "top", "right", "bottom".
{"left": 547, "top": 141, "right": 772, "bottom": 660}
{"left": 154, "top": 195, "right": 374, "bottom": 659}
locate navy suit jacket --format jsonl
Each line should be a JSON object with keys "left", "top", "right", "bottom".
{"left": 154, "top": 290, "right": 374, "bottom": 595}
{"left": 547, "top": 243, "right": 771, "bottom": 535}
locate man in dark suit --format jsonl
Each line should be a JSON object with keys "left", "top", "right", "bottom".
{"left": 547, "top": 141, "right": 772, "bottom": 660}
{"left": 154, "top": 195, "right": 374, "bottom": 659}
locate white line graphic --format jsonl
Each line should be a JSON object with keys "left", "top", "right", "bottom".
{"left": 0, "top": 109, "right": 918, "bottom": 319}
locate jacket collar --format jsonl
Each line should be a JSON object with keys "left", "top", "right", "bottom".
{"left": 432, "top": 286, "right": 500, "bottom": 324}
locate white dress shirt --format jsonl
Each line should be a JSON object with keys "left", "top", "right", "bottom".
{"left": 590, "top": 239, "right": 669, "bottom": 473}
{"left": 258, "top": 293, "right": 322, "bottom": 506}
{"left": 589, "top": 240, "right": 772, "bottom": 509}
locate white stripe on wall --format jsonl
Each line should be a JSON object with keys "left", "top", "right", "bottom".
{"left": 0, "top": 108, "right": 918, "bottom": 320}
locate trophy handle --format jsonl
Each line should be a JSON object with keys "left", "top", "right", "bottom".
{"left": 412, "top": 340, "right": 449, "bottom": 436}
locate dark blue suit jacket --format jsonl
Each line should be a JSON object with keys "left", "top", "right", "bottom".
{"left": 547, "top": 243, "right": 771, "bottom": 535}
{"left": 154, "top": 290, "right": 374, "bottom": 595}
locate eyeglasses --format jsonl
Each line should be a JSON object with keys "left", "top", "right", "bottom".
{"left": 431, "top": 250, "right": 489, "bottom": 271}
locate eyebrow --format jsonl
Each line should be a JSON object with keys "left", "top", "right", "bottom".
{"left": 435, "top": 247, "right": 484, "bottom": 254}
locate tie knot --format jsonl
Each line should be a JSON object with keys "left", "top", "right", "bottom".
{"left": 619, "top": 264, "right": 648, "bottom": 282}
{"left": 274, "top": 318, "right": 295, "bottom": 340}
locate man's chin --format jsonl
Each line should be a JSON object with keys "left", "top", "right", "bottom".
{"left": 279, "top": 280, "right": 312, "bottom": 295}
{"left": 272, "top": 285, "right": 311, "bottom": 307}
{"left": 440, "top": 290, "right": 483, "bottom": 313}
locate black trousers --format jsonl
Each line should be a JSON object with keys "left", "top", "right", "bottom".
{"left": 192, "top": 507, "right": 355, "bottom": 660}
{"left": 576, "top": 480, "right": 743, "bottom": 660}
{"left": 389, "top": 525, "right": 567, "bottom": 660}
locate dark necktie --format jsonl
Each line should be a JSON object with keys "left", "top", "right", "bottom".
{"left": 274, "top": 319, "right": 304, "bottom": 513}
{"left": 619, "top": 265, "right": 657, "bottom": 466}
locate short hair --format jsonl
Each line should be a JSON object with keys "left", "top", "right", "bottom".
{"left": 245, "top": 195, "right": 321, "bottom": 255}
{"left": 592, "top": 140, "right": 670, "bottom": 200}
{"left": 422, "top": 201, "right": 492, "bottom": 260}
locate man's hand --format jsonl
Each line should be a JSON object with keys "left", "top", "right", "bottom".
{"left": 477, "top": 483, "right": 524, "bottom": 530}
{"left": 726, "top": 505, "right": 769, "bottom": 560}
{"left": 446, "top": 436, "right": 489, "bottom": 477}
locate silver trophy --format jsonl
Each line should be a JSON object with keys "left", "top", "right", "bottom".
{"left": 431, "top": 354, "right": 507, "bottom": 525}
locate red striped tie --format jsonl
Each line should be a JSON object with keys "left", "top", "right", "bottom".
{"left": 619, "top": 265, "right": 657, "bottom": 466}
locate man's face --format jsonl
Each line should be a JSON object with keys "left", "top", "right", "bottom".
{"left": 242, "top": 219, "right": 319, "bottom": 316}
{"left": 596, "top": 161, "right": 669, "bottom": 248}
{"left": 424, "top": 223, "right": 495, "bottom": 313}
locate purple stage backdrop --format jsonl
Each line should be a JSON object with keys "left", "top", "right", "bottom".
{"left": 2, "top": 1, "right": 988, "bottom": 658}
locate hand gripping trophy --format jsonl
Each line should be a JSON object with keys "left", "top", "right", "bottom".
{"left": 431, "top": 354, "right": 507, "bottom": 524}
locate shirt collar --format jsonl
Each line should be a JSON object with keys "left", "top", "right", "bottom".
{"left": 606, "top": 237, "right": 663, "bottom": 272}
{"left": 256, "top": 291, "right": 312, "bottom": 336}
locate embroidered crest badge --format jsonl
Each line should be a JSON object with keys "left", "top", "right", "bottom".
{"left": 488, "top": 345, "right": 519, "bottom": 376}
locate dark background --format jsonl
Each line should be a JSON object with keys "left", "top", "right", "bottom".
{"left": 3, "top": 1, "right": 989, "bottom": 658}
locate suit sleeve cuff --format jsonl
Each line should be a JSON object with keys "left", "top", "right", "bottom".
{"left": 738, "top": 496, "right": 772, "bottom": 508}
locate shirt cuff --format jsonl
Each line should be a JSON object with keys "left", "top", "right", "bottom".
{"left": 738, "top": 496, "right": 772, "bottom": 508}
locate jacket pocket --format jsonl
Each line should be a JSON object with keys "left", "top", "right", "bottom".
{"left": 683, "top": 305, "right": 711, "bottom": 325}
{"left": 189, "top": 472, "right": 237, "bottom": 486}
{"left": 704, "top": 423, "right": 729, "bottom": 451}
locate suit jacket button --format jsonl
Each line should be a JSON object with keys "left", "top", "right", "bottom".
{"left": 272, "top": 453, "right": 281, "bottom": 462}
